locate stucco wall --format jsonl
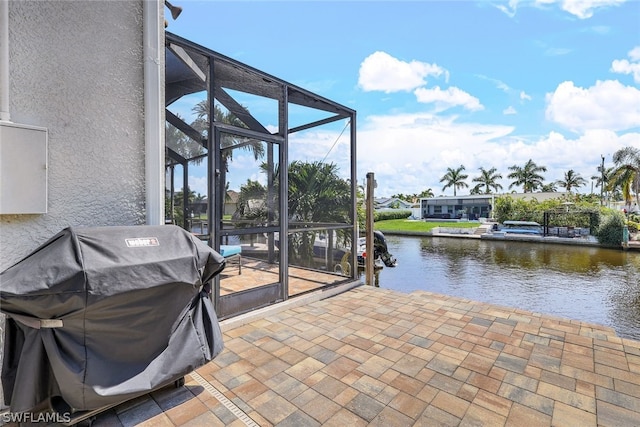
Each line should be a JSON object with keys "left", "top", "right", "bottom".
{"left": 1, "top": 0, "right": 146, "bottom": 271}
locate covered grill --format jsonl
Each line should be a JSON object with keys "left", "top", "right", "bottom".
{"left": 1, "top": 225, "right": 225, "bottom": 414}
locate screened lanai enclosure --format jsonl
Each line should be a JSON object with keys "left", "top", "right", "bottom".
{"left": 165, "top": 32, "right": 358, "bottom": 319}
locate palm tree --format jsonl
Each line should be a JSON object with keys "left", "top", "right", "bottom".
{"left": 165, "top": 117, "right": 205, "bottom": 164}
{"left": 540, "top": 182, "right": 558, "bottom": 192}
{"left": 507, "top": 159, "right": 547, "bottom": 193}
{"left": 418, "top": 188, "right": 435, "bottom": 199}
{"left": 471, "top": 167, "right": 503, "bottom": 194}
{"left": 592, "top": 165, "right": 614, "bottom": 204}
{"left": 287, "top": 161, "right": 351, "bottom": 267}
{"left": 556, "top": 169, "right": 587, "bottom": 193}
{"left": 609, "top": 146, "right": 640, "bottom": 209}
{"left": 192, "top": 100, "right": 265, "bottom": 166}
{"left": 440, "top": 165, "right": 469, "bottom": 196}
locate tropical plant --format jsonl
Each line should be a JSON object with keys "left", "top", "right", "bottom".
{"left": 192, "top": 101, "right": 265, "bottom": 167}
{"left": 287, "top": 161, "right": 351, "bottom": 267}
{"left": 165, "top": 117, "right": 205, "bottom": 164}
{"left": 440, "top": 165, "right": 469, "bottom": 197}
{"left": 507, "top": 159, "right": 547, "bottom": 193}
{"left": 540, "top": 182, "right": 558, "bottom": 192}
{"left": 591, "top": 164, "right": 614, "bottom": 204}
{"left": 608, "top": 146, "right": 640, "bottom": 209}
{"left": 418, "top": 188, "right": 435, "bottom": 199}
{"left": 556, "top": 169, "right": 587, "bottom": 193}
{"left": 235, "top": 179, "right": 268, "bottom": 222}
{"left": 471, "top": 167, "right": 503, "bottom": 194}
{"left": 595, "top": 211, "right": 625, "bottom": 247}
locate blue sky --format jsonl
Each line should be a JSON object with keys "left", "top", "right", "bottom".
{"left": 166, "top": 0, "right": 640, "bottom": 198}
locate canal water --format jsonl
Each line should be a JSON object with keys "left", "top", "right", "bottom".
{"left": 376, "top": 235, "right": 640, "bottom": 340}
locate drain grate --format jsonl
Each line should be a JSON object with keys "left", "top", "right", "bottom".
{"left": 189, "top": 371, "right": 259, "bottom": 427}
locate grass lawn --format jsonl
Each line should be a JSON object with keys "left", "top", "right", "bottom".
{"left": 375, "top": 219, "right": 479, "bottom": 233}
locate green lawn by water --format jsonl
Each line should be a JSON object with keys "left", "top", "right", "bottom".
{"left": 375, "top": 219, "right": 478, "bottom": 233}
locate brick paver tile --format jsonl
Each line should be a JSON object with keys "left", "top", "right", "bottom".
{"left": 389, "top": 391, "right": 429, "bottom": 419}
{"left": 116, "top": 398, "right": 165, "bottom": 426}
{"left": 284, "top": 356, "right": 325, "bottom": 381}
{"left": 596, "top": 385, "right": 640, "bottom": 413}
{"left": 356, "top": 354, "right": 394, "bottom": 378}
{"left": 417, "top": 405, "right": 462, "bottom": 426}
{"left": 596, "top": 400, "right": 640, "bottom": 427}
{"left": 472, "top": 389, "right": 512, "bottom": 417}
{"left": 498, "top": 383, "right": 554, "bottom": 416}
{"left": 505, "top": 403, "right": 552, "bottom": 427}
{"left": 467, "top": 371, "right": 502, "bottom": 394}
{"left": 344, "top": 392, "right": 386, "bottom": 422}
{"left": 276, "top": 410, "right": 321, "bottom": 427}
{"left": 460, "top": 353, "right": 495, "bottom": 375}
{"left": 431, "top": 390, "right": 471, "bottom": 419}
{"left": 390, "top": 372, "right": 425, "bottom": 396}
{"left": 311, "top": 374, "right": 348, "bottom": 400}
{"left": 321, "top": 408, "right": 368, "bottom": 427}
{"left": 322, "top": 356, "right": 360, "bottom": 380}
{"left": 298, "top": 392, "right": 342, "bottom": 424}
{"left": 461, "top": 402, "right": 507, "bottom": 426}
{"left": 179, "top": 411, "right": 227, "bottom": 427}
{"left": 369, "top": 405, "right": 415, "bottom": 426}
{"left": 539, "top": 370, "right": 576, "bottom": 391}
{"left": 538, "top": 381, "right": 596, "bottom": 413}
{"left": 551, "top": 401, "right": 597, "bottom": 427}
{"left": 253, "top": 394, "right": 297, "bottom": 425}
{"left": 164, "top": 397, "right": 210, "bottom": 425}
{"left": 352, "top": 374, "right": 387, "bottom": 397}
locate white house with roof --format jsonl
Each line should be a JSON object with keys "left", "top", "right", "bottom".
{"left": 420, "top": 192, "right": 567, "bottom": 221}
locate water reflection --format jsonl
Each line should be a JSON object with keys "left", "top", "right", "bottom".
{"left": 377, "top": 236, "right": 640, "bottom": 340}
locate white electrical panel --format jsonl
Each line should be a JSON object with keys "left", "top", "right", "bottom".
{"left": 0, "top": 122, "right": 48, "bottom": 214}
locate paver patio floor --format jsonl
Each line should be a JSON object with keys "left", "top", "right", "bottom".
{"left": 91, "top": 285, "right": 640, "bottom": 426}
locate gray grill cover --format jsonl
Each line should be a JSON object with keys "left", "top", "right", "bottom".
{"left": 1, "top": 225, "right": 225, "bottom": 413}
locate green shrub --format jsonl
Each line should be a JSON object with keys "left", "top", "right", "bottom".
{"left": 627, "top": 220, "right": 640, "bottom": 233}
{"left": 595, "top": 212, "right": 625, "bottom": 246}
{"left": 374, "top": 210, "right": 412, "bottom": 221}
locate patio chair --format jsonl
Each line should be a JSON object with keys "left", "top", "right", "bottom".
{"left": 220, "top": 245, "right": 242, "bottom": 274}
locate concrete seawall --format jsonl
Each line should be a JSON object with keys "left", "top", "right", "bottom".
{"left": 379, "top": 227, "right": 639, "bottom": 251}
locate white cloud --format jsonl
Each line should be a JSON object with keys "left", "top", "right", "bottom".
{"left": 520, "top": 91, "right": 532, "bottom": 101}
{"left": 358, "top": 51, "right": 446, "bottom": 93}
{"left": 504, "top": 106, "right": 518, "bottom": 115}
{"left": 545, "top": 80, "right": 640, "bottom": 133}
{"left": 559, "top": 0, "right": 626, "bottom": 19}
{"left": 356, "top": 111, "right": 638, "bottom": 196}
{"left": 414, "top": 86, "right": 484, "bottom": 112}
{"left": 494, "top": 0, "right": 520, "bottom": 17}
{"left": 533, "top": 0, "right": 626, "bottom": 18}
{"left": 611, "top": 46, "right": 640, "bottom": 83}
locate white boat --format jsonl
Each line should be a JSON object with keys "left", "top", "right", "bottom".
{"left": 500, "top": 220, "right": 542, "bottom": 235}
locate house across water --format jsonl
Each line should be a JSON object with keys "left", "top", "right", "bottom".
{"left": 419, "top": 192, "right": 565, "bottom": 221}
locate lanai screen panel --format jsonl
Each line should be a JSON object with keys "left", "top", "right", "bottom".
{"left": 165, "top": 32, "right": 358, "bottom": 314}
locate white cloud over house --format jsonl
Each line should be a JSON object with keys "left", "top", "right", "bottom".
{"left": 545, "top": 80, "right": 640, "bottom": 133}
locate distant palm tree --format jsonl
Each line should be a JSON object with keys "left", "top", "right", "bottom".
{"left": 609, "top": 146, "right": 640, "bottom": 209}
{"left": 556, "top": 169, "right": 587, "bottom": 193}
{"left": 440, "top": 165, "right": 469, "bottom": 197}
{"left": 540, "top": 182, "right": 558, "bottom": 192}
{"left": 592, "top": 165, "right": 614, "bottom": 203}
{"left": 508, "top": 159, "right": 547, "bottom": 193}
{"left": 471, "top": 167, "right": 503, "bottom": 194}
{"left": 418, "top": 188, "right": 435, "bottom": 199}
